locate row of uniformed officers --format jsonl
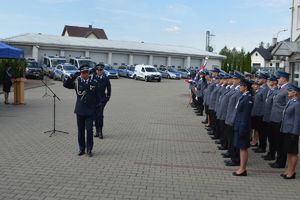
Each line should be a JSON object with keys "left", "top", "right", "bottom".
{"left": 190, "top": 68, "right": 300, "bottom": 178}
{"left": 63, "top": 64, "right": 111, "bottom": 157}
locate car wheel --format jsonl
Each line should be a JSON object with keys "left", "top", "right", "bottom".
{"left": 134, "top": 75, "right": 138, "bottom": 80}
{"left": 40, "top": 76, "right": 44, "bottom": 80}
{"left": 157, "top": 78, "right": 161, "bottom": 82}
{"left": 61, "top": 75, "right": 64, "bottom": 81}
{"left": 167, "top": 75, "right": 170, "bottom": 79}
{"left": 145, "top": 76, "right": 148, "bottom": 82}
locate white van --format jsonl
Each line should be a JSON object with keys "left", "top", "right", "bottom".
{"left": 133, "top": 65, "right": 161, "bottom": 82}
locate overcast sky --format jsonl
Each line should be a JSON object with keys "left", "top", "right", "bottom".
{"left": 0, "top": 0, "right": 292, "bottom": 52}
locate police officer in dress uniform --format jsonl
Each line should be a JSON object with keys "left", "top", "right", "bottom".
{"left": 269, "top": 70, "right": 291, "bottom": 168}
{"left": 261, "top": 75, "right": 278, "bottom": 161}
{"left": 195, "top": 71, "right": 208, "bottom": 116}
{"left": 223, "top": 72, "right": 243, "bottom": 166}
{"left": 232, "top": 79, "right": 254, "bottom": 176}
{"left": 279, "top": 84, "right": 300, "bottom": 179}
{"left": 93, "top": 64, "right": 111, "bottom": 139}
{"left": 63, "top": 65, "right": 98, "bottom": 157}
{"left": 251, "top": 73, "right": 270, "bottom": 153}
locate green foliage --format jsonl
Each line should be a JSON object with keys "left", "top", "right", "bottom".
{"left": 219, "top": 46, "right": 252, "bottom": 73}
{"left": 0, "top": 59, "right": 26, "bottom": 83}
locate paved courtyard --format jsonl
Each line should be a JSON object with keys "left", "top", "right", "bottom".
{"left": 1, "top": 78, "right": 300, "bottom": 200}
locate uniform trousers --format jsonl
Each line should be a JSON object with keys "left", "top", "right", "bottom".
{"left": 225, "top": 124, "right": 239, "bottom": 163}
{"left": 256, "top": 116, "right": 267, "bottom": 150}
{"left": 196, "top": 96, "right": 204, "bottom": 112}
{"left": 77, "top": 114, "right": 94, "bottom": 152}
{"left": 270, "top": 121, "right": 287, "bottom": 166}
{"left": 95, "top": 104, "right": 105, "bottom": 132}
{"left": 263, "top": 121, "right": 276, "bottom": 157}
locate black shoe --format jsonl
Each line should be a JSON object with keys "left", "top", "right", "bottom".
{"left": 232, "top": 171, "right": 247, "bottom": 176}
{"left": 196, "top": 113, "right": 203, "bottom": 116}
{"left": 202, "top": 120, "right": 208, "bottom": 124}
{"left": 269, "top": 162, "right": 285, "bottom": 168}
{"left": 211, "top": 136, "right": 219, "bottom": 140}
{"left": 283, "top": 173, "right": 296, "bottom": 179}
{"left": 218, "top": 146, "right": 227, "bottom": 150}
{"left": 254, "top": 148, "right": 266, "bottom": 153}
{"left": 94, "top": 133, "right": 99, "bottom": 137}
{"left": 280, "top": 173, "right": 287, "bottom": 178}
{"left": 225, "top": 161, "right": 239, "bottom": 167}
{"left": 250, "top": 143, "right": 258, "bottom": 147}
{"left": 206, "top": 127, "right": 213, "bottom": 131}
{"left": 207, "top": 131, "right": 214, "bottom": 135}
{"left": 78, "top": 151, "right": 85, "bottom": 156}
{"left": 222, "top": 152, "right": 230, "bottom": 157}
{"left": 87, "top": 150, "right": 93, "bottom": 157}
{"left": 215, "top": 140, "right": 221, "bottom": 144}
{"left": 263, "top": 155, "right": 275, "bottom": 161}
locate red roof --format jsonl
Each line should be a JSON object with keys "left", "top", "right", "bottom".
{"left": 62, "top": 25, "right": 108, "bottom": 39}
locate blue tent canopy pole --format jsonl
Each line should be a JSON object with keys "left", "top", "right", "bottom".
{"left": 0, "top": 42, "right": 24, "bottom": 59}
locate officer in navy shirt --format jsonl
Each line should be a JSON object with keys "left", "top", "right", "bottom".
{"left": 63, "top": 65, "right": 98, "bottom": 157}
{"left": 93, "top": 64, "right": 111, "bottom": 139}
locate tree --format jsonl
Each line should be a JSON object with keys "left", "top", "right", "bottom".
{"left": 259, "top": 41, "right": 265, "bottom": 48}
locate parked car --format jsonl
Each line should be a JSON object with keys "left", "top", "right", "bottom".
{"left": 127, "top": 66, "right": 135, "bottom": 78}
{"left": 133, "top": 64, "right": 161, "bottom": 82}
{"left": 159, "top": 68, "right": 181, "bottom": 79}
{"left": 117, "top": 66, "right": 128, "bottom": 77}
{"left": 69, "top": 57, "right": 96, "bottom": 69}
{"left": 53, "top": 63, "right": 78, "bottom": 81}
{"left": 177, "top": 69, "right": 190, "bottom": 78}
{"left": 25, "top": 61, "right": 44, "bottom": 80}
{"left": 42, "top": 56, "right": 67, "bottom": 78}
{"left": 104, "top": 64, "right": 119, "bottom": 79}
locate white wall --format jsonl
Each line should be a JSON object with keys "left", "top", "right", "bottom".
{"left": 292, "top": 0, "right": 300, "bottom": 41}
{"left": 251, "top": 51, "right": 265, "bottom": 67}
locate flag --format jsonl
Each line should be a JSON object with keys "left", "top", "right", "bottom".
{"left": 196, "top": 58, "right": 208, "bottom": 73}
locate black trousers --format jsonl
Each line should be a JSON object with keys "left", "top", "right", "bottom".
{"left": 196, "top": 96, "right": 204, "bottom": 112}
{"left": 95, "top": 104, "right": 105, "bottom": 132}
{"left": 224, "top": 124, "right": 238, "bottom": 161}
{"left": 263, "top": 121, "right": 276, "bottom": 157}
{"left": 257, "top": 116, "right": 267, "bottom": 150}
{"left": 77, "top": 114, "right": 94, "bottom": 152}
{"left": 270, "top": 121, "right": 287, "bottom": 166}
{"left": 219, "top": 120, "right": 227, "bottom": 147}
{"left": 208, "top": 110, "right": 216, "bottom": 127}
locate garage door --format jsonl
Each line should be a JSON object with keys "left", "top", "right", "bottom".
{"left": 171, "top": 57, "right": 184, "bottom": 69}
{"left": 112, "top": 53, "right": 129, "bottom": 67}
{"left": 153, "top": 56, "right": 167, "bottom": 67}
{"left": 191, "top": 59, "right": 202, "bottom": 68}
{"left": 64, "top": 50, "right": 85, "bottom": 59}
{"left": 38, "top": 49, "right": 60, "bottom": 63}
{"left": 15, "top": 45, "right": 32, "bottom": 59}
{"left": 133, "top": 55, "right": 148, "bottom": 65}
{"left": 90, "top": 52, "right": 107, "bottom": 64}
{"left": 206, "top": 59, "right": 221, "bottom": 70}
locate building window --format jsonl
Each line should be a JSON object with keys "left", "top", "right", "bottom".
{"left": 154, "top": 65, "right": 157, "bottom": 67}
{"left": 298, "top": 6, "right": 300, "bottom": 28}
{"left": 276, "top": 63, "right": 280, "bottom": 68}
{"left": 270, "top": 63, "right": 273, "bottom": 66}
{"left": 256, "top": 53, "right": 258, "bottom": 56}
{"left": 113, "top": 63, "right": 118, "bottom": 66}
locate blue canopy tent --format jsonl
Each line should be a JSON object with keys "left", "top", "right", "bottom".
{"left": 0, "top": 42, "right": 24, "bottom": 59}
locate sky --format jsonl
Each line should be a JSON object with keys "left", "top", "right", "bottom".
{"left": 0, "top": 0, "right": 292, "bottom": 53}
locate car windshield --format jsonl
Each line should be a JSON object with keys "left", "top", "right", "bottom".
{"left": 168, "top": 69, "right": 177, "bottom": 73}
{"left": 145, "top": 67, "right": 157, "bottom": 72}
{"left": 104, "top": 66, "right": 114, "bottom": 70}
{"left": 119, "top": 66, "right": 126, "bottom": 69}
{"left": 27, "top": 62, "right": 39, "bottom": 68}
{"left": 51, "top": 59, "right": 66, "bottom": 67}
{"left": 79, "top": 60, "right": 95, "bottom": 68}
{"left": 178, "top": 69, "right": 187, "bottom": 72}
{"left": 128, "top": 67, "right": 135, "bottom": 71}
{"left": 63, "top": 65, "right": 77, "bottom": 70}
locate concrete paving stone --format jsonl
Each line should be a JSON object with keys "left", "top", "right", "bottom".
{"left": 1, "top": 78, "right": 300, "bottom": 200}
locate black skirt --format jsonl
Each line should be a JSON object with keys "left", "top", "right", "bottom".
{"left": 283, "top": 133, "right": 299, "bottom": 154}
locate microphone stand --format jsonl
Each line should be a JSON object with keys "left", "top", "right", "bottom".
{"left": 42, "top": 80, "right": 69, "bottom": 137}
{"left": 42, "top": 76, "right": 51, "bottom": 98}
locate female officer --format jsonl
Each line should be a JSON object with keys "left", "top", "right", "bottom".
{"left": 3, "top": 64, "right": 12, "bottom": 104}
{"left": 232, "top": 79, "right": 254, "bottom": 176}
{"left": 280, "top": 84, "right": 300, "bottom": 179}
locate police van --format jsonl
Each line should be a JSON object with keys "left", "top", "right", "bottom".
{"left": 42, "top": 56, "right": 67, "bottom": 78}
{"left": 133, "top": 64, "right": 161, "bottom": 82}
{"left": 69, "top": 57, "right": 96, "bottom": 69}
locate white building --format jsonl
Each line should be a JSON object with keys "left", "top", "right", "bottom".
{"left": 1, "top": 33, "right": 225, "bottom": 70}
{"left": 272, "top": 0, "right": 300, "bottom": 86}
